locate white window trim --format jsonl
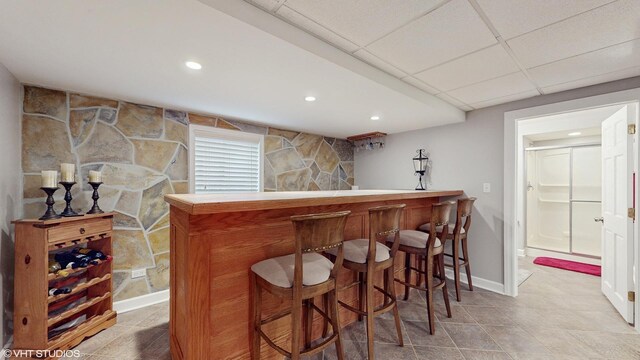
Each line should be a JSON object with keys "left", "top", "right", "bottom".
{"left": 188, "top": 124, "right": 264, "bottom": 194}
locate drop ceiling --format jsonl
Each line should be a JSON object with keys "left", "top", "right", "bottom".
{"left": 240, "top": 0, "right": 640, "bottom": 110}
{"left": 0, "top": 0, "right": 463, "bottom": 138}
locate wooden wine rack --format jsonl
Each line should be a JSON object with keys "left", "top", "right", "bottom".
{"left": 12, "top": 213, "right": 117, "bottom": 357}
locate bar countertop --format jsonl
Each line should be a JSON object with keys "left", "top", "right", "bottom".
{"left": 164, "top": 189, "right": 463, "bottom": 215}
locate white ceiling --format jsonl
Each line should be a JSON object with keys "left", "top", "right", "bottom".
{"left": 525, "top": 104, "right": 624, "bottom": 141}
{"left": 242, "top": 0, "right": 640, "bottom": 110}
{"left": 0, "top": 0, "right": 463, "bottom": 138}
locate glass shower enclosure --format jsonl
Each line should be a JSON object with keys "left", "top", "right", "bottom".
{"left": 525, "top": 145, "right": 602, "bottom": 258}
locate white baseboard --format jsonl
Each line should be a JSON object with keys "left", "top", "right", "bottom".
{"left": 525, "top": 247, "right": 601, "bottom": 265}
{"left": 517, "top": 249, "right": 526, "bottom": 257}
{"left": 114, "top": 289, "right": 169, "bottom": 314}
{"left": 444, "top": 268, "right": 505, "bottom": 294}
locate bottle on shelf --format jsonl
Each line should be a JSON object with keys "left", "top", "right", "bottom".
{"left": 48, "top": 257, "right": 70, "bottom": 277}
{"left": 54, "top": 251, "right": 96, "bottom": 269}
{"left": 73, "top": 248, "right": 112, "bottom": 262}
{"left": 48, "top": 287, "right": 72, "bottom": 296}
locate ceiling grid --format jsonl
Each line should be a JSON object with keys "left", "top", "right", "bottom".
{"left": 246, "top": 0, "right": 640, "bottom": 111}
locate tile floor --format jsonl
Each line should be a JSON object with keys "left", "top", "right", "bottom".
{"left": 68, "top": 257, "right": 640, "bottom": 359}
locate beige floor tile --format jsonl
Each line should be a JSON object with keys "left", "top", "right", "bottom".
{"left": 441, "top": 323, "right": 500, "bottom": 351}
{"left": 323, "top": 340, "right": 416, "bottom": 360}
{"left": 463, "top": 306, "right": 516, "bottom": 326}
{"left": 481, "top": 325, "right": 548, "bottom": 354}
{"left": 404, "top": 320, "right": 456, "bottom": 348}
{"left": 414, "top": 345, "right": 464, "bottom": 360}
{"left": 64, "top": 257, "right": 636, "bottom": 359}
{"left": 569, "top": 330, "right": 640, "bottom": 359}
{"left": 520, "top": 326, "right": 601, "bottom": 358}
{"left": 459, "top": 349, "right": 513, "bottom": 360}
{"left": 436, "top": 305, "right": 477, "bottom": 324}
{"left": 340, "top": 318, "right": 409, "bottom": 345}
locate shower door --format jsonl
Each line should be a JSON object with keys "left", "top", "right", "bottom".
{"left": 526, "top": 145, "right": 602, "bottom": 258}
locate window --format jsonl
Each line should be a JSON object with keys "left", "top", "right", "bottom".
{"left": 189, "top": 125, "right": 263, "bottom": 194}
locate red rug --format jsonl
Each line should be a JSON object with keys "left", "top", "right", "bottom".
{"left": 533, "top": 257, "right": 601, "bottom": 276}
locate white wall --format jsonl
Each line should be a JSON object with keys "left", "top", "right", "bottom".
{"left": 355, "top": 76, "right": 640, "bottom": 286}
{"left": 0, "top": 62, "right": 21, "bottom": 346}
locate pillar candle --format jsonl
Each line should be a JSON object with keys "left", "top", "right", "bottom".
{"left": 41, "top": 170, "right": 58, "bottom": 188}
{"left": 60, "top": 163, "right": 75, "bottom": 182}
{"left": 89, "top": 170, "right": 102, "bottom": 183}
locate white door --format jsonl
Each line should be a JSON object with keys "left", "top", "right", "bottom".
{"left": 601, "top": 105, "right": 634, "bottom": 323}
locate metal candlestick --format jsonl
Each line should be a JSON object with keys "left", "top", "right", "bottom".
{"left": 39, "top": 187, "right": 62, "bottom": 220}
{"left": 87, "top": 182, "right": 104, "bottom": 214}
{"left": 59, "top": 181, "right": 81, "bottom": 217}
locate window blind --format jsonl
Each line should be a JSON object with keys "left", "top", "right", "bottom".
{"left": 194, "top": 135, "right": 261, "bottom": 194}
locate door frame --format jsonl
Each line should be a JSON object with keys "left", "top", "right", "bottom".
{"left": 503, "top": 88, "right": 640, "bottom": 330}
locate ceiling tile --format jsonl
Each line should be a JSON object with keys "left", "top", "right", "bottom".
{"left": 283, "top": 0, "right": 441, "bottom": 46}
{"left": 476, "top": 0, "right": 614, "bottom": 39}
{"left": 542, "top": 66, "right": 640, "bottom": 94}
{"left": 249, "top": 0, "right": 285, "bottom": 12}
{"left": 507, "top": 0, "right": 640, "bottom": 68}
{"left": 365, "top": 0, "right": 497, "bottom": 73}
{"left": 529, "top": 39, "right": 640, "bottom": 88}
{"left": 469, "top": 89, "right": 540, "bottom": 109}
{"left": 402, "top": 76, "right": 440, "bottom": 94}
{"left": 436, "top": 93, "right": 471, "bottom": 109}
{"left": 353, "top": 49, "right": 407, "bottom": 78}
{"left": 447, "top": 72, "right": 537, "bottom": 104}
{"left": 414, "top": 44, "right": 520, "bottom": 91}
{"left": 276, "top": 6, "right": 360, "bottom": 53}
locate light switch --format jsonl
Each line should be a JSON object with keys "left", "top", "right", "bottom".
{"left": 132, "top": 268, "right": 146, "bottom": 278}
{"left": 483, "top": 183, "right": 491, "bottom": 193}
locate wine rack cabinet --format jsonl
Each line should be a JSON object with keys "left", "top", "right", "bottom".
{"left": 12, "top": 213, "right": 117, "bottom": 357}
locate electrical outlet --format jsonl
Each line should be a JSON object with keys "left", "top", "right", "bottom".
{"left": 483, "top": 183, "right": 491, "bottom": 193}
{"left": 131, "top": 268, "right": 146, "bottom": 278}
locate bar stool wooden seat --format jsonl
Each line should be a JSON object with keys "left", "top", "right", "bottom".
{"left": 326, "top": 204, "right": 406, "bottom": 360}
{"left": 251, "top": 210, "right": 350, "bottom": 360}
{"left": 419, "top": 197, "right": 476, "bottom": 301}
{"left": 394, "top": 201, "right": 454, "bottom": 335}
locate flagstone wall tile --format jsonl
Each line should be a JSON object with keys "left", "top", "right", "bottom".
{"left": 20, "top": 85, "right": 354, "bottom": 305}
{"left": 70, "top": 93, "right": 118, "bottom": 108}
{"left": 69, "top": 109, "right": 97, "bottom": 147}
{"left": 131, "top": 139, "right": 177, "bottom": 172}
{"left": 116, "top": 102, "right": 163, "bottom": 138}
{"left": 77, "top": 122, "right": 133, "bottom": 164}
{"left": 22, "top": 115, "right": 76, "bottom": 172}
{"left": 23, "top": 86, "right": 67, "bottom": 120}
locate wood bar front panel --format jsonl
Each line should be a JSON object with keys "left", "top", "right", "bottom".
{"left": 169, "top": 196, "right": 443, "bottom": 360}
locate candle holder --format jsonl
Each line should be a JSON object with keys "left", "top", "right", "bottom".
{"left": 39, "top": 187, "right": 62, "bottom": 220}
{"left": 59, "top": 181, "right": 82, "bottom": 217}
{"left": 87, "top": 182, "right": 104, "bottom": 214}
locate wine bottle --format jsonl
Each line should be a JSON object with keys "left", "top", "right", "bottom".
{"left": 48, "top": 287, "right": 72, "bottom": 296}
{"left": 54, "top": 252, "right": 87, "bottom": 269}
{"left": 74, "top": 248, "right": 109, "bottom": 261}
{"left": 49, "top": 260, "right": 61, "bottom": 274}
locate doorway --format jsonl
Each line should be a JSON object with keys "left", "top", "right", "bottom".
{"left": 524, "top": 132, "right": 602, "bottom": 262}
{"left": 503, "top": 89, "right": 640, "bottom": 331}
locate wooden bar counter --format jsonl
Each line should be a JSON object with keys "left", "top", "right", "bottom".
{"left": 165, "top": 189, "right": 462, "bottom": 360}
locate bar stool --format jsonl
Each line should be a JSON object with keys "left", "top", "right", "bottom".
{"left": 326, "top": 204, "right": 406, "bottom": 360}
{"left": 394, "top": 201, "right": 454, "bottom": 335}
{"left": 419, "top": 197, "right": 476, "bottom": 301}
{"left": 250, "top": 210, "right": 350, "bottom": 360}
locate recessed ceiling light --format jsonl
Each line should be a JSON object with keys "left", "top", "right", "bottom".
{"left": 185, "top": 61, "right": 202, "bottom": 70}
{"left": 370, "top": 116, "right": 380, "bottom": 120}
{"left": 304, "top": 96, "right": 316, "bottom": 102}
{"left": 568, "top": 132, "right": 582, "bottom": 136}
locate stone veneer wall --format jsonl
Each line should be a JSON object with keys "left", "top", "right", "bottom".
{"left": 21, "top": 85, "right": 354, "bottom": 302}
